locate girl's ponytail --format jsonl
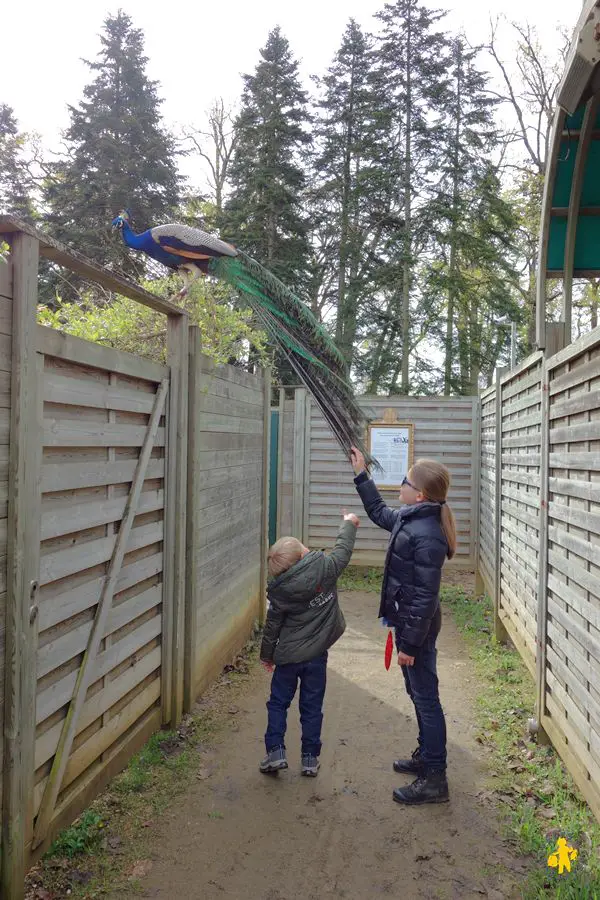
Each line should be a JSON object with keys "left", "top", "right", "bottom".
{"left": 440, "top": 503, "right": 457, "bottom": 560}
{"left": 410, "top": 458, "right": 457, "bottom": 559}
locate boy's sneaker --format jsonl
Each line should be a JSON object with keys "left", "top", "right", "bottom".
{"left": 301, "top": 753, "right": 320, "bottom": 777}
{"left": 393, "top": 748, "right": 424, "bottom": 775}
{"left": 259, "top": 746, "right": 288, "bottom": 774}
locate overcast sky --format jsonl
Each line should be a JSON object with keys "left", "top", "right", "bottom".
{"left": 4, "top": 0, "right": 575, "bottom": 186}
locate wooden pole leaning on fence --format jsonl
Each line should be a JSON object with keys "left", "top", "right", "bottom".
{"left": 32, "top": 379, "right": 169, "bottom": 849}
{"left": 493, "top": 367, "right": 509, "bottom": 644}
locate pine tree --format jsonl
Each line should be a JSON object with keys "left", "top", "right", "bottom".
{"left": 224, "top": 27, "right": 311, "bottom": 292}
{"left": 44, "top": 11, "right": 180, "bottom": 285}
{"left": 0, "top": 104, "right": 34, "bottom": 220}
{"left": 431, "top": 38, "right": 520, "bottom": 394}
{"left": 372, "top": 0, "right": 451, "bottom": 393}
{"left": 310, "top": 20, "right": 392, "bottom": 369}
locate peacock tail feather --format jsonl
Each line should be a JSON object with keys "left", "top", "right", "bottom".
{"left": 209, "top": 252, "right": 378, "bottom": 469}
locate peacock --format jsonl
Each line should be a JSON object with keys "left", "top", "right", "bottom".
{"left": 111, "top": 210, "right": 376, "bottom": 467}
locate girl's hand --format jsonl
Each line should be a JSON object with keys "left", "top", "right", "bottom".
{"left": 397, "top": 651, "right": 415, "bottom": 667}
{"left": 350, "top": 446, "right": 366, "bottom": 475}
{"left": 342, "top": 509, "right": 360, "bottom": 527}
{"left": 261, "top": 660, "right": 274, "bottom": 673}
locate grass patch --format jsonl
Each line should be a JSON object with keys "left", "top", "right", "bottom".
{"left": 339, "top": 566, "right": 383, "bottom": 593}
{"left": 27, "top": 639, "right": 259, "bottom": 899}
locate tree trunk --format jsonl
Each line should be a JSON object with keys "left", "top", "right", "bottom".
{"left": 335, "top": 60, "right": 355, "bottom": 369}
{"left": 444, "top": 44, "right": 462, "bottom": 396}
{"left": 400, "top": 5, "right": 412, "bottom": 395}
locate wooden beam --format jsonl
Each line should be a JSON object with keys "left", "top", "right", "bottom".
{"left": 2, "top": 234, "right": 42, "bottom": 900}
{"left": 0, "top": 216, "right": 187, "bottom": 318}
{"left": 32, "top": 378, "right": 169, "bottom": 849}
{"left": 166, "top": 315, "right": 188, "bottom": 725}
{"left": 563, "top": 96, "right": 599, "bottom": 344}
{"left": 493, "top": 367, "right": 509, "bottom": 643}
{"left": 536, "top": 108, "right": 567, "bottom": 349}
{"left": 535, "top": 358, "right": 551, "bottom": 746}
{"left": 292, "top": 388, "right": 307, "bottom": 540}
{"left": 259, "top": 367, "right": 272, "bottom": 626}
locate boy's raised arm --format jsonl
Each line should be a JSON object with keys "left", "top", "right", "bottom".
{"left": 323, "top": 515, "right": 359, "bottom": 581}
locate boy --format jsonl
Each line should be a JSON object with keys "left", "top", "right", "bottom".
{"left": 259, "top": 512, "right": 359, "bottom": 776}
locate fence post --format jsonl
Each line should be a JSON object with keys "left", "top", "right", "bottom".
{"left": 471, "top": 395, "right": 483, "bottom": 595}
{"left": 183, "top": 326, "right": 201, "bottom": 713}
{"left": 259, "top": 367, "right": 272, "bottom": 626}
{"left": 292, "top": 387, "right": 307, "bottom": 540}
{"left": 165, "top": 313, "right": 188, "bottom": 727}
{"left": 493, "top": 366, "right": 509, "bottom": 643}
{"left": 2, "top": 232, "right": 42, "bottom": 900}
{"left": 534, "top": 354, "right": 551, "bottom": 745}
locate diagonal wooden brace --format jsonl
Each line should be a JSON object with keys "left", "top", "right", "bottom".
{"left": 32, "top": 377, "right": 169, "bottom": 848}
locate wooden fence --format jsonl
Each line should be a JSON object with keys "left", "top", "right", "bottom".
{"left": 185, "top": 330, "right": 269, "bottom": 705}
{"left": 277, "top": 390, "right": 479, "bottom": 567}
{"left": 479, "top": 330, "right": 600, "bottom": 822}
{"left": 0, "top": 219, "right": 270, "bottom": 898}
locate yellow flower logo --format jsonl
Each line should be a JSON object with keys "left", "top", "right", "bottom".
{"left": 547, "top": 837, "right": 578, "bottom": 875}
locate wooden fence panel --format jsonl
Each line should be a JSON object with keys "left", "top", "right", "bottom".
{"left": 540, "top": 329, "right": 600, "bottom": 821}
{"left": 497, "top": 354, "right": 543, "bottom": 674}
{"left": 185, "top": 332, "right": 268, "bottom": 707}
{"left": 31, "top": 327, "right": 170, "bottom": 855}
{"left": 478, "top": 385, "right": 497, "bottom": 598}
{"left": 306, "top": 395, "right": 478, "bottom": 566}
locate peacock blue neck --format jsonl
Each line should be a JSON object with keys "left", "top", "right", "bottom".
{"left": 120, "top": 221, "right": 147, "bottom": 251}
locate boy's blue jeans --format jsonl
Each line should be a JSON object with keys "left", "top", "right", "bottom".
{"left": 265, "top": 652, "right": 328, "bottom": 756}
{"left": 396, "top": 629, "right": 447, "bottom": 772}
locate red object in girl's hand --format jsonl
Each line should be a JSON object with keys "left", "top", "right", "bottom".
{"left": 384, "top": 630, "right": 393, "bottom": 670}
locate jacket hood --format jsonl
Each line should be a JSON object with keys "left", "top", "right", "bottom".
{"left": 267, "top": 550, "right": 326, "bottom": 603}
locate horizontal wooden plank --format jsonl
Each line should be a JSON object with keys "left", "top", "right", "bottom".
{"left": 0, "top": 371, "right": 10, "bottom": 409}
{"left": 0, "top": 255, "right": 12, "bottom": 296}
{"left": 0, "top": 409, "right": 9, "bottom": 445}
{"left": 196, "top": 448, "right": 264, "bottom": 470}
{"left": 37, "top": 325, "right": 169, "bottom": 382}
{"left": 197, "top": 412, "right": 263, "bottom": 436}
{"left": 43, "top": 372, "right": 158, "bottom": 415}
{"left": 37, "top": 588, "right": 162, "bottom": 679}
{"left": 501, "top": 411, "right": 542, "bottom": 433}
{"left": 198, "top": 357, "right": 263, "bottom": 390}
{"left": 550, "top": 601, "right": 600, "bottom": 665}
{"left": 550, "top": 388, "right": 600, "bottom": 421}
{"left": 550, "top": 421, "right": 600, "bottom": 445}
{"left": 39, "top": 552, "right": 163, "bottom": 632}
{"left": 40, "top": 521, "right": 163, "bottom": 585}
{"left": 501, "top": 366, "right": 542, "bottom": 401}
{"left": 550, "top": 451, "right": 600, "bottom": 470}
{"left": 546, "top": 667, "right": 600, "bottom": 758}
{"left": 549, "top": 477, "right": 600, "bottom": 503}
{"left": 43, "top": 419, "right": 166, "bottom": 448}
{"left": 548, "top": 501, "right": 600, "bottom": 536}
{"left": 42, "top": 458, "right": 165, "bottom": 493}
{"left": 35, "top": 646, "right": 161, "bottom": 770}
{"left": 500, "top": 501, "right": 539, "bottom": 531}
{"left": 196, "top": 393, "right": 264, "bottom": 420}
{"left": 500, "top": 469, "right": 540, "bottom": 488}
{"left": 548, "top": 572, "right": 600, "bottom": 632}
{"left": 36, "top": 616, "right": 162, "bottom": 725}
{"left": 41, "top": 489, "right": 164, "bottom": 540}
{"left": 198, "top": 376, "right": 264, "bottom": 408}
{"left": 548, "top": 530, "right": 600, "bottom": 583}
{"left": 197, "top": 477, "right": 262, "bottom": 512}
{"left": 549, "top": 356, "right": 600, "bottom": 397}
{"left": 501, "top": 433, "right": 542, "bottom": 450}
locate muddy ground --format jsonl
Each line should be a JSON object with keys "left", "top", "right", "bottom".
{"left": 114, "top": 589, "right": 528, "bottom": 900}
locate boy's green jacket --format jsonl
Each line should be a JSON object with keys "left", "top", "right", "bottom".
{"left": 260, "top": 521, "right": 357, "bottom": 665}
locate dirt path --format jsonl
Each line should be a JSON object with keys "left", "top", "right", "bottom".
{"left": 115, "top": 591, "right": 527, "bottom": 900}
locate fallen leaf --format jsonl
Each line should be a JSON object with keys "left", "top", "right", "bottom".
{"left": 128, "top": 859, "right": 153, "bottom": 880}
{"left": 142, "top": 820, "right": 153, "bottom": 828}
{"left": 33, "top": 890, "right": 53, "bottom": 900}
{"left": 526, "top": 750, "right": 535, "bottom": 760}
{"left": 196, "top": 768, "right": 211, "bottom": 780}
{"left": 228, "top": 707, "right": 239, "bottom": 715}
{"left": 415, "top": 853, "right": 431, "bottom": 862}
{"left": 108, "top": 835, "right": 122, "bottom": 849}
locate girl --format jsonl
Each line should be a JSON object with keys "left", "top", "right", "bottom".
{"left": 349, "top": 448, "right": 456, "bottom": 805}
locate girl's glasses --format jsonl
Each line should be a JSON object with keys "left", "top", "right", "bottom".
{"left": 401, "top": 475, "right": 417, "bottom": 490}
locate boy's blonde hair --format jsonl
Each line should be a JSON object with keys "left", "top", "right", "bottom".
{"left": 268, "top": 536, "right": 304, "bottom": 578}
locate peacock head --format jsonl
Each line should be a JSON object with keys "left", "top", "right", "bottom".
{"left": 111, "top": 209, "right": 131, "bottom": 230}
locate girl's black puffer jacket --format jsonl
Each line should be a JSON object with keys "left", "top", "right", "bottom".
{"left": 354, "top": 471, "right": 448, "bottom": 656}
